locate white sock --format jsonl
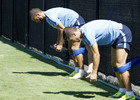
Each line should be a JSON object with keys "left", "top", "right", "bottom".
{"left": 126, "top": 91, "right": 134, "bottom": 97}
{"left": 86, "top": 64, "right": 93, "bottom": 73}
{"left": 75, "top": 67, "right": 79, "bottom": 73}
{"left": 79, "top": 69, "right": 85, "bottom": 76}
{"left": 119, "top": 88, "right": 126, "bottom": 93}
{"left": 86, "top": 70, "right": 92, "bottom": 73}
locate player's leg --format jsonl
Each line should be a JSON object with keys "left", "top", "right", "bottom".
{"left": 110, "top": 24, "right": 135, "bottom": 99}
{"left": 68, "top": 55, "right": 79, "bottom": 77}
{"left": 112, "top": 47, "right": 126, "bottom": 88}
{"left": 111, "top": 48, "right": 135, "bottom": 100}
{"left": 115, "top": 48, "right": 135, "bottom": 100}
{"left": 73, "top": 54, "right": 84, "bottom": 70}
{"left": 69, "top": 54, "right": 85, "bottom": 79}
{"left": 110, "top": 47, "right": 127, "bottom": 98}
{"left": 68, "top": 41, "right": 85, "bottom": 79}
{"left": 67, "top": 41, "right": 80, "bottom": 77}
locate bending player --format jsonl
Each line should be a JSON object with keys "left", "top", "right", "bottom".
{"left": 63, "top": 19, "right": 135, "bottom": 100}
{"left": 30, "top": 7, "right": 90, "bottom": 79}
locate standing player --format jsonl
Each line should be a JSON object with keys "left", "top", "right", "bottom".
{"left": 63, "top": 19, "right": 135, "bottom": 100}
{"left": 30, "top": 7, "right": 88, "bottom": 79}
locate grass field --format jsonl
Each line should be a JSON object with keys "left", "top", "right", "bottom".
{"left": 0, "top": 37, "right": 119, "bottom": 100}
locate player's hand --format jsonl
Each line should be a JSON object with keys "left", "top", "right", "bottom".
{"left": 56, "top": 45, "right": 63, "bottom": 52}
{"left": 89, "top": 73, "right": 97, "bottom": 82}
{"left": 86, "top": 73, "right": 97, "bottom": 82}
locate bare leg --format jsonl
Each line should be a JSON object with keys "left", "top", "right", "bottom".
{"left": 68, "top": 40, "right": 84, "bottom": 70}
{"left": 73, "top": 54, "right": 84, "bottom": 70}
{"left": 111, "top": 47, "right": 132, "bottom": 91}
{"left": 121, "top": 70, "right": 132, "bottom": 91}
{"left": 71, "top": 55, "right": 79, "bottom": 68}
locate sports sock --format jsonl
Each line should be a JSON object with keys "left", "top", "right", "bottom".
{"left": 119, "top": 88, "right": 126, "bottom": 93}
{"left": 126, "top": 91, "right": 134, "bottom": 97}
{"left": 86, "top": 70, "right": 92, "bottom": 73}
{"left": 86, "top": 63, "right": 93, "bottom": 73}
{"left": 75, "top": 67, "right": 79, "bottom": 73}
{"left": 79, "top": 69, "right": 85, "bottom": 76}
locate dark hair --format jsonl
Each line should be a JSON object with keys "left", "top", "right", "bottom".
{"left": 30, "top": 8, "right": 42, "bottom": 17}
{"left": 63, "top": 27, "right": 78, "bottom": 40}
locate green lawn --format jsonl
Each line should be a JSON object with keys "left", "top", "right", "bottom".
{"left": 0, "top": 37, "right": 118, "bottom": 100}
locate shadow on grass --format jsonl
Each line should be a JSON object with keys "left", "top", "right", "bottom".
{"left": 13, "top": 71, "right": 68, "bottom": 76}
{"left": 43, "top": 91, "right": 111, "bottom": 98}
{"left": 0, "top": 37, "right": 116, "bottom": 98}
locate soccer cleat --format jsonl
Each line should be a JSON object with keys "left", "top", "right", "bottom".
{"left": 69, "top": 71, "right": 77, "bottom": 77}
{"left": 109, "top": 91, "right": 125, "bottom": 98}
{"left": 69, "top": 72, "right": 82, "bottom": 79}
{"left": 117, "top": 94, "right": 136, "bottom": 100}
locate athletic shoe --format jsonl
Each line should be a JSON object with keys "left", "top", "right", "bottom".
{"left": 69, "top": 72, "right": 82, "bottom": 79}
{"left": 117, "top": 94, "right": 136, "bottom": 100}
{"left": 69, "top": 71, "right": 77, "bottom": 77}
{"left": 109, "top": 91, "right": 125, "bottom": 98}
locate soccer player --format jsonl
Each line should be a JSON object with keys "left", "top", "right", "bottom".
{"left": 30, "top": 7, "right": 87, "bottom": 79}
{"left": 63, "top": 19, "right": 135, "bottom": 100}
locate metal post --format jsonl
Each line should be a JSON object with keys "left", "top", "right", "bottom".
{"left": 25, "top": 0, "right": 29, "bottom": 49}
{"left": 0, "top": 0, "right": 2, "bottom": 37}
{"left": 42, "top": 0, "right": 46, "bottom": 54}
{"left": 11, "top": 0, "right": 15, "bottom": 42}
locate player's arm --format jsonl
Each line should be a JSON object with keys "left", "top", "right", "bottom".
{"left": 85, "top": 44, "right": 93, "bottom": 74}
{"left": 56, "top": 21, "right": 65, "bottom": 52}
{"left": 85, "top": 42, "right": 100, "bottom": 81}
{"left": 90, "top": 42, "right": 100, "bottom": 81}
{"left": 56, "top": 21, "right": 65, "bottom": 45}
{"left": 56, "top": 21, "right": 65, "bottom": 30}
{"left": 46, "top": 15, "right": 65, "bottom": 51}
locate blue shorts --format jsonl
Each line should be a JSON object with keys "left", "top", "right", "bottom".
{"left": 73, "top": 15, "right": 85, "bottom": 28}
{"left": 112, "top": 25, "right": 132, "bottom": 51}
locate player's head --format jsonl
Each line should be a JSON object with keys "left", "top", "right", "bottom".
{"left": 30, "top": 8, "right": 45, "bottom": 23}
{"left": 63, "top": 27, "right": 81, "bottom": 43}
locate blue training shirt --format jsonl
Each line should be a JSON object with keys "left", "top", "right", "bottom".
{"left": 44, "top": 7, "right": 79, "bottom": 28}
{"left": 80, "top": 20, "right": 123, "bottom": 47}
